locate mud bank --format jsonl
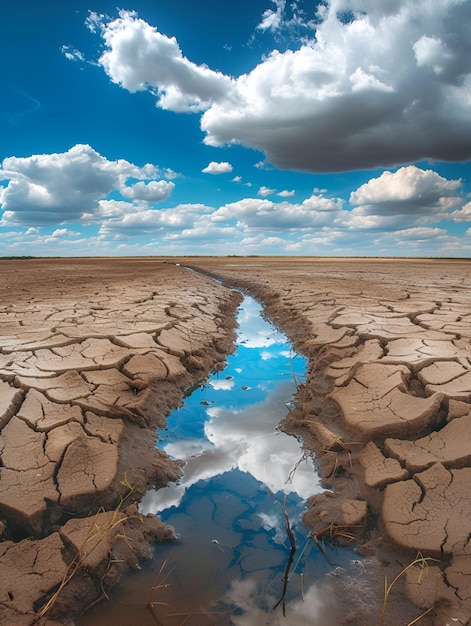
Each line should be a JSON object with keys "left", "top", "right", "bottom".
{"left": 186, "top": 257, "right": 471, "bottom": 626}
{"left": 0, "top": 258, "right": 241, "bottom": 624}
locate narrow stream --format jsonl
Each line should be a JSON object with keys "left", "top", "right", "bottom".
{"left": 79, "top": 295, "right": 352, "bottom": 625}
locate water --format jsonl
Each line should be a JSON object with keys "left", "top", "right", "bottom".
{"left": 79, "top": 295, "right": 351, "bottom": 625}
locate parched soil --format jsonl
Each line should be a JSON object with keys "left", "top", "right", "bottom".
{"left": 1, "top": 257, "right": 470, "bottom": 625}
{"left": 0, "top": 258, "right": 241, "bottom": 625}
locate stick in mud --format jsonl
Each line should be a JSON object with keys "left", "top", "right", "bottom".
{"left": 273, "top": 499, "right": 297, "bottom": 616}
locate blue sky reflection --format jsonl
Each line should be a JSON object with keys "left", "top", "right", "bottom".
{"left": 141, "top": 295, "right": 318, "bottom": 514}
{"left": 137, "top": 294, "right": 354, "bottom": 623}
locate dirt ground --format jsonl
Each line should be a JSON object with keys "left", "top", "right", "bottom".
{"left": 0, "top": 257, "right": 470, "bottom": 625}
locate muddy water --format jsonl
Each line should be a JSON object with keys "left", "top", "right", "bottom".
{"left": 79, "top": 296, "right": 351, "bottom": 625}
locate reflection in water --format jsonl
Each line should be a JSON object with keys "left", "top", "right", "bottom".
{"left": 139, "top": 296, "right": 346, "bottom": 624}
{"left": 141, "top": 296, "right": 317, "bottom": 511}
{"left": 80, "top": 296, "right": 352, "bottom": 625}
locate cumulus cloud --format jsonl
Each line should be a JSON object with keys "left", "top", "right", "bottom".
{"left": 91, "top": 9, "right": 234, "bottom": 112}
{"left": 121, "top": 180, "right": 174, "bottom": 201}
{"left": 2, "top": 156, "right": 468, "bottom": 256}
{"left": 451, "top": 201, "right": 471, "bottom": 222}
{"left": 202, "top": 161, "right": 233, "bottom": 174}
{"left": 208, "top": 166, "right": 464, "bottom": 236}
{"left": 90, "top": 2, "right": 471, "bottom": 172}
{"left": 51, "top": 228, "right": 74, "bottom": 237}
{"left": 258, "top": 186, "right": 276, "bottom": 197}
{"left": 212, "top": 193, "right": 344, "bottom": 230}
{"left": 254, "top": 161, "right": 271, "bottom": 170}
{"left": 203, "top": 0, "right": 471, "bottom": 171}
{"left": 349, "top": 166, "right": 462, "bottom": 215}
{"left": 98, "top": 203, "right": 214, "bottom": 239}
{"left": 0, "top": 144, "right": 174, "bottom": 226}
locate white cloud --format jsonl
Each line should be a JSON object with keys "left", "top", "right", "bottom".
{"left": 212, "top": 193, "right": 344, "bottom": 230}
{"left": 394, "top": 227, "right": 448, "bottom": 240}
{"left": 256, "top": 0, "right": 316, "bottom": 37}
{"left": 202, "top": 161, "right": 233, "bottom": 174}
{"left": 349, "top": 166, "right": 462, "bottom": 215}
{"left": 60, "top": 46, "right": 85, "bottom": 63}
{"left": 2, "top": 154, "right": 468, "bottom": 257}
{"left": 90, "top": 2, "right": 471, "bottom": 172}
{"left": 232, "top": 175, "right": 242, "bottom": 183}
{"left": 257, "top": 0, "right": 286, "bottom": 31}
{"left": 121, "top": 180, "right": 174, "bottom": 201}
{"left": 163, "top": 224, "right": 239, "bottom": 243}
{"left": 0, "top": 144, "right": 174, "bottom": 226}
{"left": 451, "top": 201, "right": 471, "bottom": 222}
{"left": 371, "top": 226, "right": 457, "bottom": 254}
{"left": 254, "top": 161, "right": 271, "bottom": 170}
{"left": 258, "top": 186, "right": 276, "bottom": 197}
{"left": 202, "top": 0, "right": 471, "bottom": 171}
{"left": 278, "top": 189, "right": 295, "bottom": 197}
{"left": 92, "top": 9, "right": 234, "bottom": 112}
{"left": 0, "top": 228, "right": 107, "bottom": 257}
{"left": 51, "top": 228, "right": 74, "bottom": 237}
{"left": 85, "top": 11, "right": 103, "bottom": 34}
{"left": 98, "top": 203, "right": 213, "bottom": 239}
{"left": 207, "top": 166, "right": 466, "bottom": 236}
{"left": 162, "top": 168, "right": 179, "bottom": 180}
{"left": 83, "top": 199, "right": 136, "bottom": 223}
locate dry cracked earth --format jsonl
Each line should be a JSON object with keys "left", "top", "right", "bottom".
{"left": 0, "top": 258, "right": 240, "bottom": 625}
{"left": 0, "top": 257, "right": 470, "bottom": 625}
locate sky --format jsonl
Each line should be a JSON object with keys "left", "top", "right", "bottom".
{"left": 1, "top": 0, "right": 471, "bottom": 257}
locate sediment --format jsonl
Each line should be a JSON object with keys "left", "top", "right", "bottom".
{"left": 0, "top": 258, "right": 241, "bottom": 624}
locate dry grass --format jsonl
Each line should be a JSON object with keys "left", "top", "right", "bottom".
{"left": 34, "top": 474, "right": 141, "bottom": 624}
{"left": 380, "top": 553, "right": 439, "bottom": 626}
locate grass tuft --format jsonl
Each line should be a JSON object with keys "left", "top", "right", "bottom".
{"left": 380, "top": 552, "right": 439, "bottom": 626}
{"left": 34, "top": 474, "right": 141, "bottom": 623}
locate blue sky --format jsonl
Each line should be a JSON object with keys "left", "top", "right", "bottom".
{"left": 1, "top": 0, "right": 471, "bottom": 257}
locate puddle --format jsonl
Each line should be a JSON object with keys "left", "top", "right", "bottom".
{"left": 79, "top": 295, "right": 353, "bottom": 625}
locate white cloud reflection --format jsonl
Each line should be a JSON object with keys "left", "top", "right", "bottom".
{"left": 237, "top": 298, "right": 283, "bottom": 348}
{"left": 209, "top": 378, "right": 235, "bottom": 391}
{"left": 140, "top": 384, "right": 319, "bottom": 514}
{"left": 140, "top": 295, "right": 320, "bottom": 516}
{"left": 221, "top": 578, "right": 344, "bottom": 626}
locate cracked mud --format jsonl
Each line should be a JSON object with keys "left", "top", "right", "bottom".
{"left": 0, "top": 258, "right": 240, "bottom": 625}
{"left": 1, "top": 257, "right": 470, "bottom": 625}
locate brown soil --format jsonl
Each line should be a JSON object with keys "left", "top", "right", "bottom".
{"left": 0, "top": 258, "right": 241, "bottom": 625}
{"left": 1, "top": 257, "right": 470, "bottom": 625}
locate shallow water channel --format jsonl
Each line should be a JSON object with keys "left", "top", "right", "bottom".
{"left": 80, "top": 295, "right": 352, "bottom": 625}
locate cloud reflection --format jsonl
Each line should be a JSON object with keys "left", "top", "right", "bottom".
{"left": 220, "top": 579, "right": 344, "bottom": 626}
{"left": 138, "top": 294, "right": 334, "bottom": 623}
{"left": 209, "top": 378, "right": 236, "bottom": 390}
{"left": 142, "top": 356, "right": 317, "bottom": 514}
{"left": 205, "top": 396, "right": 318, "bottom": 499}
{"left": 237, "top": 298, "right": 283, "bottom": 348}
{"left": 141, "top": 295, "right": 319, "bottom": 516}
